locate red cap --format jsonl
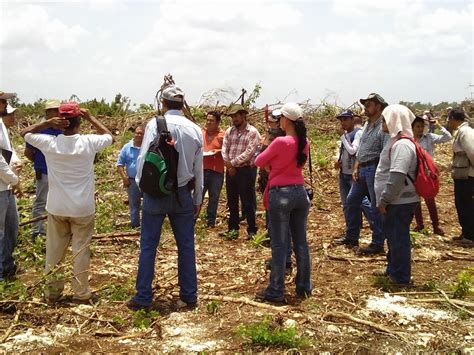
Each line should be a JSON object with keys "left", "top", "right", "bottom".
{"left": 59, "top": 102, "right": 81, "bottom": 117}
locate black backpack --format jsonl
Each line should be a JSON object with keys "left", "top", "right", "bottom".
{"left": 139, "top": 116, "right": 179, "bottom": 198}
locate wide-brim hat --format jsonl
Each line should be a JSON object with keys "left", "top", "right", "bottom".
{"left": 45, "top": 99, "right": 62, "bottom": 111}
{"left": 227, "top": 104, "right": 248, "bottom": 115}
{"left": 360, "top": 93, "right": 388, "bottom": 108}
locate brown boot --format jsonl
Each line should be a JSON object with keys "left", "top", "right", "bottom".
{"left": 433, "top": 226, "right": 445, "bottom": 236}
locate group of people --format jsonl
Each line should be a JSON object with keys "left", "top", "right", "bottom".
{"left": 0, "top": 86, "right": 473, "bottom": 308}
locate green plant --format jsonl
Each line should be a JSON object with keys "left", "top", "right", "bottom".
{"left": 249, "top": 230, "right": 270, "bottom": 248}
{"left": 372, "top": 276, "right": 393, "bottom": 292}
{"left": 236, "top": 316, "right": 309, "bottom": 349}
{"left": 410, "top": 231, "right": 423, "bottom": 248}
{"left": 101, "top": 283, "right": 132, "bottom": 301}
{"left": 0, "top": 280, "right": 29, "bottom": 301}
{"left": 132, "top": 309, "right": 160, "bottom": 329}
{"left": 206, "top": 300, "right": 220, "bottom": 315}
{"left": 222, "top": 230, "right": 239, "bottom": 240}
{"left": 423, "top": 280, "right": 437, "bottom": 291}
{"left": 449, "top": 269, "right": 473, "bottom": 299}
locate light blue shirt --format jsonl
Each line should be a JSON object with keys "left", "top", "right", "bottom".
{"left": 135, "top": 110, "right": 204, "bottom": 205}
{"left": 117, "top": 140, "right": 140, "bottom": 178}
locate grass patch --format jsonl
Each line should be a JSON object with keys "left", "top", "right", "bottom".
{"left": 236, "top": 316, "right": 310, "bottom": 349}
{"left": 101, "top": 282, "right": 132, "bottom": 301}
{"left": 248, "top": 230, "right": 270, "bottom": 248}
{"left": 206, "top": 300, "right": 220, "bottom": 315}
{"left": 132, "top": 309, "right": 160, "bottom": 329}
{"left": 449, "top": 268, "right": 473, "bottom": 300}
{"left": 372, "top": 275, "right": 393, "bottom": 292}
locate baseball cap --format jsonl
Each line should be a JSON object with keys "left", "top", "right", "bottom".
{"left": 6, "top": 105, "right": 17, "bottom": 114}
{"left": 0, "top": 91, "right": 17, "bottom": 100}
{"left": 280, "top": 102, "right": 303, "bottom": 122}
{"left": 45, "top": 99, "right": 61, "bottom": 111}
{"left": 227, "top": 104, "right": 248, "bottom": 115}
{"left": 336, "top": 110, "right": 354, "bottom": 120}
{"left": 359, "top": 93, "right": 388, "bottom": 108}
{"left": 268, "top": 109, "right": 282, "bottom": 122}
{"left": 59, "top": 102, "right": 81, "bottom": 118}
{"left": 161, "top": 85, "right": 184, "bottom": 102}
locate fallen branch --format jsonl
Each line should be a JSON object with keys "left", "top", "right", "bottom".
{"left": 201, "top": 294, "right": 290, "bottom": 312}
{"left": 0, "top": 300, "right": 47, "bottom": 306}
{"left": 1, "top": 310, "right": 21, "bottom": 343}
{"left": 93, "top": 231, "right": 140, "bottom": 239}
{"left": 441, "top": 252, "right": 474, "bottom": 262}
{"left": 19, "top": 215, "right": 47, "bottom": 227}
{"left": 409, "top": 298, "right": 474, "bottom": 308}
{"left": 436, "top": 289, "right": 474, "bottom": 316}
{"left": 322, "top": 311, "right": 405, "bottom": 340}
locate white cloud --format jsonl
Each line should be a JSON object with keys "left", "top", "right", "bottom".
{"left": 0, "top": 4, "right": 88, "bottom": 52}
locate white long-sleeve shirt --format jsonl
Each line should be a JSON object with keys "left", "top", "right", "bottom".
{"left": 135, "top": 110, "right": 204, "bottom": 205}
{"left": 417, "top": 126, "right": 452, "bottom": 157}
{"left": 0, "top": 119, "right": 19, "bottom": 191}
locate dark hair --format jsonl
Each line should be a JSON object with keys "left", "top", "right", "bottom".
{"left": 449, "top": 108, "right": 465, "bottom": 121}
{"left": 207, "top": 110, "right": 221, "bottom": 123}
{"left": 353, "top": 115, "right": 363, "bottom": 126}
{"left": 294, "top": 118, "right": 307, "bottom": 167}
{"left": 67, "top": 116, "right": 81, "bottom": 129}
{"left": 412, "top": 116, "right": 425, "bottom": 127}
{"left": 163, "top": 98, "right": 184, "bottom": 111}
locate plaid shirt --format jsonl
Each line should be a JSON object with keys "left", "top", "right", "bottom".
{"left": 356, "top": 117, "right": 390, "bottom": 163}
{"left": 222, "top": 123, "right": 261, "bottom": 167}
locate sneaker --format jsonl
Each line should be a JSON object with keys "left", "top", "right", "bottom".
{"left": 433, "top": 226, "right": 445, "bottom": 236}
{"left": 358, "top": 243, "right": 384, "bottom": 255}
{"left": 126, "top": 299, "right": 150, "bottom": 312}
{"left": 333, "top": 236, "right": 359, "bottom": 247}
{"left": 3, "top": 264, "right": 19, "bottom": 281}
{"left": 296, "top": 289, "right": 312, "bottom": 299}
{"left": 255, "top": 289, "right": 285, "bottom": 304}
{"left": 176, "top": 299, "right": 197, "bottom": 310}
{"left": 72, "top": 293, "right": 99, "bottom": 305}
{"left": 413, "top": 225, "right": 425, "bottom": 232}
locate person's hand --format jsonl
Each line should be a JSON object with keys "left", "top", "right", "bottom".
{"left": 48, "top": 117, "right": 70, "bottom": 130}
{"left": 12, "top": 183, "right": 22, "bottom": 197}
{"left": 122, "top": 177, "right": 130, "bottom": 188}
{"left": 228, "top": 167, "right": 237, "bottom": 176}
{"left": 264, "top": 164, "right": 271, "bottom": 173}
{"left": 80, "top": 108, "right": 92, "bottom": 121}
{"left": 352, "top": 169, "right": 359, "bottom": 182}
{"left": 334, "top": 161, "right": 342, "bottom": 170}
{"left": 12, "top": 161, "right": 23, "bottom": 175}
{"left": 194, "top": 204, "right": 202, "bottom": 219}
{"left": 224, "top": 160, "right": 233, "bottom": 169}
{"left": 378, "top": 204, "right": 387, "bottom": 214}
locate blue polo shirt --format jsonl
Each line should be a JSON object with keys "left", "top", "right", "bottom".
{"left": 117, "top": 140, "right": 141, "bottom": 178}
{"left": 26, "top": 127, "right": 62, "bottom": 174}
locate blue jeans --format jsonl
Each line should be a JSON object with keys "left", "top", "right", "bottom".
{"left": 202, "top": 170, "right": 224, "bottom": 226}
{"left": 0, "top": 190, "right": 18, "bottom": 280}
{"left": 339, "top": 173, "right": 371, "bottom": 229}
{"left": 32, "top": 172, "right": 48, "bottom": 237}
{"left": 133, "top": 187, "right": 197, "bottom": 306}
{"left": 345, "top": 165, "right": 384, "bottom": 246}
{"left": 265, "top": 185, "right": 311, "bottom": 300}
{"left": 127, "top": 178, "right": 142, "bottom": 228}
{"left": 384, "top": 203, "right": 416, "bottom": 284}
{"left": 226, "top": 166, "right": 257, "bottom": 234}
{"left": 266, "top": 209, "right": 292, "bottom": 264}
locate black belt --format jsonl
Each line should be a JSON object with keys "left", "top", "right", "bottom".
{"left": 359, "top": 159, "right": 379, "bottom": 167}
{"left": 269, "top": 184, "right": 303, "bottom": 191}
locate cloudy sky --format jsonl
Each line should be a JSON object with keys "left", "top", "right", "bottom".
{"left": 0, "top": 0, "right": 472, "bottom": 108}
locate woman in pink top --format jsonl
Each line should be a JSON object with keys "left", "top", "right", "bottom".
{"left": 254, "top": 103, "right": 312, "bottom": 303}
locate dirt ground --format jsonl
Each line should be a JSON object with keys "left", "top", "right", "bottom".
{"left": 0, "top": 127, "right": 473, "bottom": 353}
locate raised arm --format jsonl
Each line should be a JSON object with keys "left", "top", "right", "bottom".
{"left": 20, "top": 117, "right": 69, "bottom": 137}
{"left": 80, "top": 109, "right": 114, "bottom": 140}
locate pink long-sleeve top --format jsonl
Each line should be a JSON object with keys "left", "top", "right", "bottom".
{"left": 255, "top": 135, "right": 309, "bottom": 208}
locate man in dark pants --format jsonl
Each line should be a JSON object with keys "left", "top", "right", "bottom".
{"left": 222, "top": 104, "right": 260, "bottom": 239}
{"left": 335, "top": 93, "right": 389, "bottom": 254}
{"left": 448, "top": 108, "right": 474, "bottom": 242}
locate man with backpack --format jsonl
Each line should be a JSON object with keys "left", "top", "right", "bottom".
{"left": 128, "top": 85, "right": 203, "bottom": 311}
{"left": 448, "top": 108, "right": 474, "bottom": 243}
{"left": 375, "top": 104, "right": 419, "bottom": 285}
{"left": 335, "top": 93, "right": 389, "bottom": 255}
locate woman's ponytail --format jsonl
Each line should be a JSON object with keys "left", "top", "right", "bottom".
{"left": 294, "top": 118, "right": 307, "bottom": 167}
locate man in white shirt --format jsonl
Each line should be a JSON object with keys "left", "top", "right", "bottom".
{"left": 0, "top": 92, "right": 22, "bottom": 282}
{"left": 21, "top": 102, "right": 113, "bottom": 303}
{"left": 128, "top": 85, "right": 203, "bottom": 311}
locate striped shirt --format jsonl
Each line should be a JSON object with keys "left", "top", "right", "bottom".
{"left": 222, "top": 123, "right": 261, "bottom": 167}
{"left": 356, "top": 117, "right": 390, "bottom": 163}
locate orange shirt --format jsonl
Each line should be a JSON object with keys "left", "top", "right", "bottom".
{"left": 202, "top": 128, "right": 225, "bottom": 173}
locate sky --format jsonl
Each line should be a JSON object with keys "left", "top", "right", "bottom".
{"left": 0, "top": 0, "right": 472, "bottom": 109}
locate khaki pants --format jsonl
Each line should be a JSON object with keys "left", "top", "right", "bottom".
{"left": 44, "top": 213, "right": 94, "bottom": 301}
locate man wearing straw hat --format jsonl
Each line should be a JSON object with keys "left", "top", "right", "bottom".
{"left": 24, "top": 99, "right": 63, "bottom": 241}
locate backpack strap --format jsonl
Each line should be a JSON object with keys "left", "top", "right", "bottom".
{"left": 156, "top": 115, "right": 167, "bottom": 135}
{"left": 389, "top": 135, "right": 416, "bottom": 185}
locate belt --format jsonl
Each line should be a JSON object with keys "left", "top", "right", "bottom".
{"left": 269, "top": 184, "right": 303, "bottom": 191}
{"left": 359, "top": 159, "right": 379, "bottom": 167}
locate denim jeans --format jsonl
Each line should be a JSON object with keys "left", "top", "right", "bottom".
{"left": 266, "top": 209, "right": 292, "bottom": 264}
{"left": 127, "top": 178, "right": 142, "bottom": 228}
{"left": 339, "top": 173, "right": 371, "bottom": 229}
{"left": 226, "top": 166, "right": 257, "bottom": 234}
{"left": 265, "top": 185, "right": 311, "bottom": 300}
{"left": 133, "top": 187, "right": 197, "bottom": 306}
{"left": 0, "top": 190, "right": 18, "bottom": 280}
{"left": 345, "top": 165, "right": 384, "bottom": 246}
{"left": 454, "top": 177, "right": 474, "bottom": 239}
{"left": 32, "top": 172, "right": 48, "bottom": 237}
{"left": 202, "top": 170, "right": 224, "bottom": 226}
{"left": 384, "top": 203, "right": 416, "bottom": 284}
